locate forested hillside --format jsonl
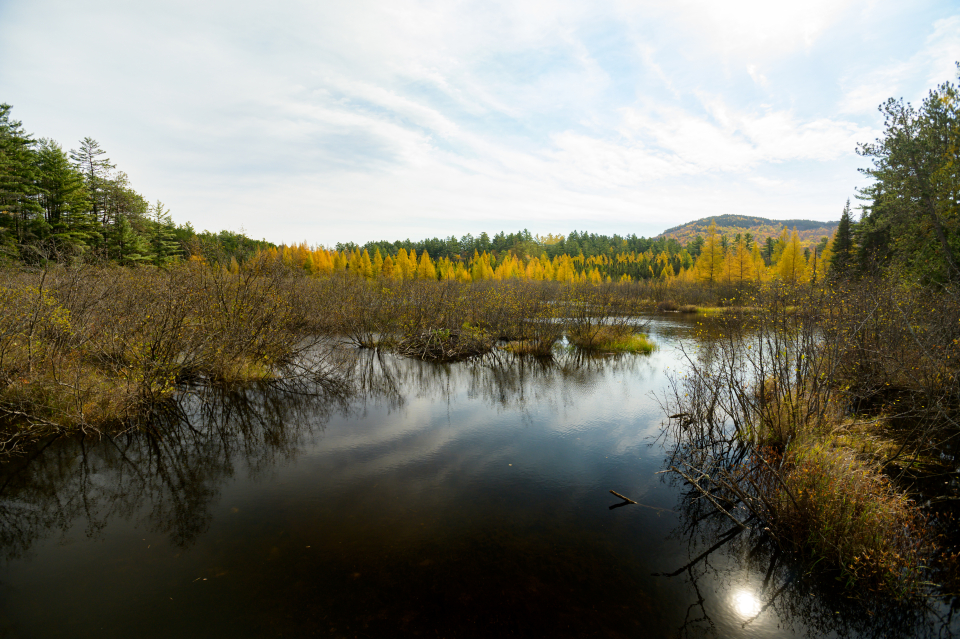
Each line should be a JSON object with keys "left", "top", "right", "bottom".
{"left": 659, "top": 214, "right": 838, "bottom": 247}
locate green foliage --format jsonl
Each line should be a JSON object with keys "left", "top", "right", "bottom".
{"left": 146, "top": 200, "right": 181, "bottom": 266}
{"left": 0, "top": 103, "right": 273, "bottom": 267}
{"left": 830, "top": 200, "right": 855, "bottom": 277}
{"left": 856, "top": 65, "right": 960, "bottom": 281}
{"left": 106, "top": 215, "right": 150, "bottom": 265}
{"left": 0, "top": 104, "right": 42, "bottom": 246}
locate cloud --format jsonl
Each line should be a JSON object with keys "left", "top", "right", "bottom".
{"left": 0, "top": 0, "right": 949, "bottom": 245}
{"left": 839, "top": 15, "right": 960, "bottom": 115}
{"left": 747, "top": 64, "right": 768, "bottom": 86}
{"left": 640, "top": 0, "right": 861, "bottom": 58}
{"left": 614, "top": 98, "right": 872, "bottom": 174}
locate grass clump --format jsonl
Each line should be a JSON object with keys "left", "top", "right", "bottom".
{"left": 499, "top": 339, "right": 557, "bottom": 357}
{"left": 772, "top": 438, "right": 929, "bottom": 594}
{"left": 568, "top": 325, "right": 654, "bottom": 353}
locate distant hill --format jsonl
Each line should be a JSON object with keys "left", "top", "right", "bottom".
{"left": 659, "top": 215, "right": 838, "bottom": 246}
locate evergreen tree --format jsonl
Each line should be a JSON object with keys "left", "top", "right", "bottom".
{"left": 0, "top": 104, "right": 42, "bottom": 245}
{"left": 35, "top": 139, "right": 90, "bottom": 226}
{"left": 763, "top": 237, "right": 775, "bottom": 265}
{"left": 146, "top": 200, "right": 180, "bottom": 266}
{"left": 829, "top": 199, "right": 855, "bottom": 277}
{"left": 70, "top": 137, "right": 115, "bottom": 225}
{"left": 106, "top": 214, "right": 150, "bottom": 265}
{"left": 856, "top": 68, "right": 960, "bottom": 281}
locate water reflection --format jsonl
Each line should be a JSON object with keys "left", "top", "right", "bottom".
{"left": 731, "top": 589, "right": 761, "bottom": 618}
{"left": 0, "top": 343, "right": 681, "bottom": 638}
{"left": 659, "top": 468, "right": 960, "bottom": 638}
{"left": 0, "top": 345, "right": 655, "bottom": 562}
{"left": 0, "top": 380, "right": 349, "bottom": 556}
{"left": 0, "top": 318, "right": 952, "bottom": 638}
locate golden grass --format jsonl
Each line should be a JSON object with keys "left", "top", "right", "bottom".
{"left": 500, "top": 339, "right": 557, "bottom": 356}
{"left": 772, "top": 436, "right": 929, "bottom": 595}
{"left": 568, "top": 325, "right": 655, "bottom": 353}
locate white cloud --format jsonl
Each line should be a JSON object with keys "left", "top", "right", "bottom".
{"left": 747, "top": 64, "right": 768, "bottom": 86}
{"left": 639, "top": 0, "right": 861, "bottom": 58}
{"left": 840, "top": 15, "right": 960, "bottom": 115}
{"left": 0, "top": 0, "right": 950, "bottom": 244}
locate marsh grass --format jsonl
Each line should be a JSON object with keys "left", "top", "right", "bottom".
{"left": 665, "top": 280, "right": 957, "bottom": 599}
{"left": 499, "top": 339, "right": 558, "bottom": 357}
{"left": 772, "top": 438, "right": 928, "bottom": 594}
{"left": 567, "top": 322, "right": 655, "bottom": 353}
{"left": 0, "top": 258, "right": 342, "bottom": 443}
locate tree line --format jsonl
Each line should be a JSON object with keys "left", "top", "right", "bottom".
{"left": 5, "top": 62, "right": 955, "bottom": 284}
{"left": 0, "top": 104, "right": 273, "bottom": 264}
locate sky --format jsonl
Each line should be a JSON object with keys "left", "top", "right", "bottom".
{"left": 1, "top": 0, "right": 958, "bottom": 246}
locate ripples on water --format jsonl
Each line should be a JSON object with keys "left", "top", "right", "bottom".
{"left": 0, "top": 316, "right": 954, "bottom": 638}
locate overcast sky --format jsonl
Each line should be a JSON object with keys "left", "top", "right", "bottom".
{"left": 1, "top": 1, "right": 958, "bottom": 245}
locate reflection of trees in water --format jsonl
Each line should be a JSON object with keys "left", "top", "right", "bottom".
{"left": 348, "top": 346, "right": 653, "bottom": 412}
{"left": 0, "top": 378, "right": 353, "bottom": 560}
{"left": 463, "top": 348, "right": 653, "bottom": 410}
{"left": 660, "top": 472, "right": 958, "bottom": 639}
{"left": 0, "top": 346, "right": 653, "bottom": 564}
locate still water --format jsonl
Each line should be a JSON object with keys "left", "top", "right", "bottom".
{"left": 0, "top": 317, "right": 953, "bottom": 638}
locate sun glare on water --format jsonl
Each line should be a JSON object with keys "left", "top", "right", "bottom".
{"left": 732, "top": 589, "right": 762, "bottom": 618}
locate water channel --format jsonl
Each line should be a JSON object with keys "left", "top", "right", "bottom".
{"left": 0, "top": 316, "right": 955, "bottom": 638}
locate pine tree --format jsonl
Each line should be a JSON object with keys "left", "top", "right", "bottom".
{"left": 106, "top": 214, "right": 150, "bottom": 265}
{"left": 70, "top": 137, "right": 115, "bottom": 225}
{"left": 829, "top": 199, "right": 855, "bottom": 277}
{"left": 34, "top": 138, "right": 95, "bottom": 252}
{"left": 0, "top": 104, "right": 42, "bottom": 245}
{"left": 146, "top": 200, "right": 180, "bottom": 266}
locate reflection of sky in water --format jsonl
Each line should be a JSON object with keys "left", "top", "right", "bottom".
{"left": 0, "top": 315, "right": 939, "bottom": 638}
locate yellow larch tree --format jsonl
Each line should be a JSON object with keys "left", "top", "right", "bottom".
{"left": 730, "top": 238, "right": 754, "bottom": 286}
{"left": 695, "top": 221, "right": 724, "bottom": 285}
{"left": 382, "top": 254, "right": 396, "bottom": 278}
{"left": 778, "top": 229, "right": 808, "bottom": 284}
{"left": 416, "top": 250, "right": 437, "bottom": 280}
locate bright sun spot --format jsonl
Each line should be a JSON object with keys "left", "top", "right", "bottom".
{"left": 732, "top": 590, "right": 762, "bottom": 618}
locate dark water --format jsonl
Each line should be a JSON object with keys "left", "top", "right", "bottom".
{"left": 0, "top": 317, "right": 954, "bottom": 638}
